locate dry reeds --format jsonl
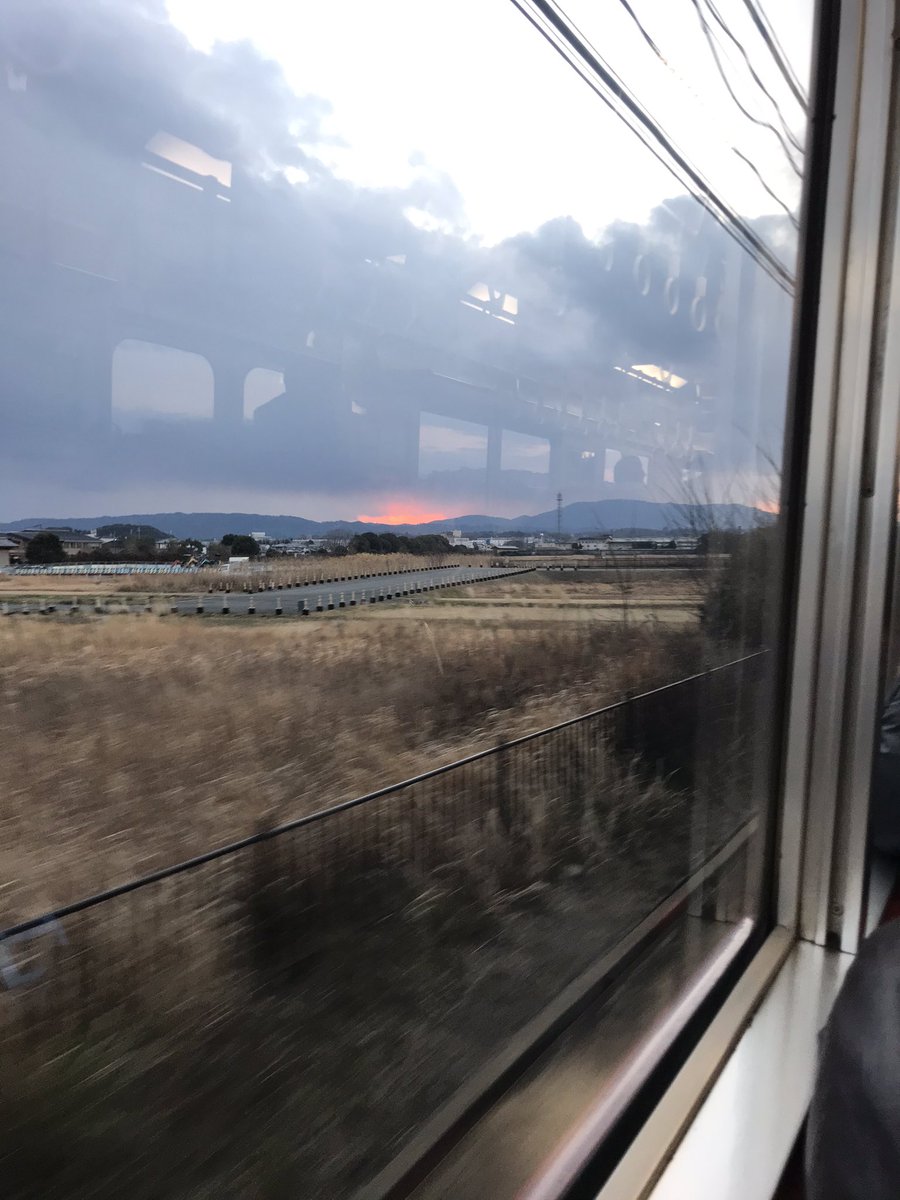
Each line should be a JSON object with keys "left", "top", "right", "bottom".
{"left": 0, "top": 615, "right": 703, "bottom": 920}
{"left": 0, "top": 610, "right": 750, "bottom": 1200}
{"left": 0, "top": 721, "right": 708, "bottom": 1199}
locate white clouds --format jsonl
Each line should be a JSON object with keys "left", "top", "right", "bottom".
{"left": 163, "top": 0, "right": 675, "bottom": 242}
{"left": 164, "top": 0, "right": 812, "bottom": 250}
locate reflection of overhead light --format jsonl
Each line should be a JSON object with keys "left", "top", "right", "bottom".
{"left": 141, "top": 162, "right": 203, "bottom": 191}
{"left": 614, "top": 365, "right": 668, "bottom": 391}
{"left": 385, "top": 254, "right": 406, "bottom": 266}
{"left": 581, "top": 451, "right": 596, "bottom": 459}
{"left": 631, "top": 364, "right": 688, "bottom": 388}
{"left": 615, "top": 365, "right": 687, "bottom": 392}
{"left": 460, "top": 299, "right": 515, "bottom": 325}
{"left": 463, "top": 283, "right": 518, "bottom": 324}
{"left": 351, "top": 400, "right": 367, "bottom": 415}
{"left": 145, "top": 131, "right": 232, "bottom": 188}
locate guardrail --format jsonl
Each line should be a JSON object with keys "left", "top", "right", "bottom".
{"left": 0, "top": 653, "right": 767, "bottom": 1044}
{"left": 8, "top": 563, "right": 194, "bottom": 576}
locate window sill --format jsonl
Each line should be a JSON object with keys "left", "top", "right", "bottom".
{"left": 597, "top": 932, "right": 852, "bottom": 1200}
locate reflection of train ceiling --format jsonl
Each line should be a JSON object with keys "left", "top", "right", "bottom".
{"left": 0, "top": 108, "right": 789, "bottom": 491}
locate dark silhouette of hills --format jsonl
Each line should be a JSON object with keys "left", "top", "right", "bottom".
{"left": 2, "top": 501, "right": 773, "bottom": 540}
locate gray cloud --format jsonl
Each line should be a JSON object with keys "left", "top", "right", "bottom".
{"left": 0, "top": 0, "right": 795, "bottom": 521}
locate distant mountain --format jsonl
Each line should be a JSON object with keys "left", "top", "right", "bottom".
{"left": 1, "top": 501, "right": 773, "bottom": 540}
{"left": 1, "top": 513, "right": 325, "bottom": 539}
{"left": 508, "top": 500, "right": 772, "bottom": 534}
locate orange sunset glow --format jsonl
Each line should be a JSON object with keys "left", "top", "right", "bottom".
{"left": 754, "top": 497, "right": 781, "bottom": 515}
{"left": 357, "top": 500, "right": 448, "bottom": 525}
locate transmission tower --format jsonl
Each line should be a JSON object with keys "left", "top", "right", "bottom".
{"left": 556, "top": 492, "right": 563, "bottom": 541}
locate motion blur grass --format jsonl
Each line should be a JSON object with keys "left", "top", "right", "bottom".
{"left": 0, "top": 604, "right": 702, "bottom": 919}
{"left": 0, "top": 581, "right": 731, "bottom": 1199}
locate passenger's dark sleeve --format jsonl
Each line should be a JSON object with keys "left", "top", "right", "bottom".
{"left": 806, "top": 920, "right": 900, "bottom": 1200}
{"left": 879, "top": 680, "right": 900, "bottom": 758}
{"left": 870, "top": 679, "right": 900, "bottom": 855}
{"left": 871, "top": 754, "right": 900, "bottom": 855}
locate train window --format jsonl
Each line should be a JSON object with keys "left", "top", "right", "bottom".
{"left": 0, "top": 2, "right": 816, "bottom": 1198}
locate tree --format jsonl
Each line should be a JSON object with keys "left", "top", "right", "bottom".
{"left": 347, "top": 532, "right": 453, "bottom": 556}
{"left": 25, "top": 532, "right": 65, "bottom": 564}
{"left": 222, "top": 534, "right": 260, "bottom": 557}
{"left": 699, "top": 525, "right": 780, "bottom": 648}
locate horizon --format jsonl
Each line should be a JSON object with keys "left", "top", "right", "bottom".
{"left": 0, "top": 496, "right": 777, "bottom": 538}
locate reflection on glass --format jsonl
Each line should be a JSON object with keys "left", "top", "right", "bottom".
{"left": 0, "top": 1, "right": 814, "bottom": 1196}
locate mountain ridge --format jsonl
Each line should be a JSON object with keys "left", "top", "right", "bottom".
{"left": 0, "top": 500, "right": 773, "bottom": 539}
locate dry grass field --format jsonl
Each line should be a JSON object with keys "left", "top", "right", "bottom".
{"left": 0, "top": 570, "right": 744, "bottom": 1199}
{"left": 0, "top": 604, "right": 704, "bottom": 922}
{"left": 422, "top": 570, "right": 702, "bottom": 625}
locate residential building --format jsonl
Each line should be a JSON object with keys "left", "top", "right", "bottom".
{"left": 11, "top": 527, "right": 104, "bottom": 557}
{"left": 0, "top": 537, "right": 19, "bottom": 567}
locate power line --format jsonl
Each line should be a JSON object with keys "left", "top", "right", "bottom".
{"left": 614, "top": 0, "right": 803, "bottom": 157}
{"left": 732, "top": 148, "right": 799, "bottom": 229}
{"left": 688, "top": 0, "right": 803, "bottom": 177}
{"left": 507, "top": 0, "right": 795, "bottom": 293}
{"left": 612, "top": 0, "right": 801, "bottom": 228}
{"left": 701, "top": 0, "right": 805, "bottom": 153}
{"left": 615, "top": 0, "right": 665, "bottom": 59}
{"left": 742, "top": 0, "right": 808, "bottom": 111}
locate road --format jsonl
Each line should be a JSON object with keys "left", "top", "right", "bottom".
{"left": 0, "top": 565, "right": 531, "bottom": 617}
{"left": 173, "top": 564, "right": 529, "bottom": 616}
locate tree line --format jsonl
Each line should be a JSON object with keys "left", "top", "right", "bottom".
{"left": 346, "top": 532, "right": 453, "bottom": 555}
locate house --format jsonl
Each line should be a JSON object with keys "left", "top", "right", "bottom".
{"left": 0, "top": 537, "right": 19, "bottom": 567}
{"left": 11, "top": 527, "right": 104, "bottom": 558}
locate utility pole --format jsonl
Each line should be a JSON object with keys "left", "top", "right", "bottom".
{"left": 556, "top": 491, "right": 563, "bottom": 541}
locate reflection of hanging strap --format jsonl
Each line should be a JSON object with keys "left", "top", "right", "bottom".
{"left": 0, "top": 918, "right": 68, "bottom": 989}
{"left": 690, "top": 276, "right": 708, "bottom": 332}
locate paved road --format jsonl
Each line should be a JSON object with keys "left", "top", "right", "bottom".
{"left": 175, "top": 565, "right": 531, "bottom": 616}
{"left": 0, "top": 565, "right": 533, "bottom": 617}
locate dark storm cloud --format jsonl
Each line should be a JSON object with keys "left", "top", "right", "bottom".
{"left": 0, "top": 0, "right": 795, "bottom": 520}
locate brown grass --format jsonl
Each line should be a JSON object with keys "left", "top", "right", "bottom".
{"left": 450, "top": 572, "right": 697, "bottom": 602}
{"left": 0, "top": 733, "right": 710, "bottom": 1200}
{"left": 0, "top": 592, "right": 751, "bottom": 1199}
{"left": 0, "top": 612, "right": 703, "bottom": 921}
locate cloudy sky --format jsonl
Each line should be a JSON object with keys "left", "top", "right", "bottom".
{"left": 164, "top": 0, "right": 811, "bottom": 242}
{"left": 0, "top": 0, "right": 813, "bottom": 524}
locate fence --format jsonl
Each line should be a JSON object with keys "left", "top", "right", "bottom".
{"left": 0, "top": 653, "right": 767, "bottom": 1028}
{"left": 7, "top": 563, "right": 193, "bottom": 576}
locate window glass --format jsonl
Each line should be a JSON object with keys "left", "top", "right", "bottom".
{"left": 0, "top": 2, "right": 815, "bottom": 1196}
